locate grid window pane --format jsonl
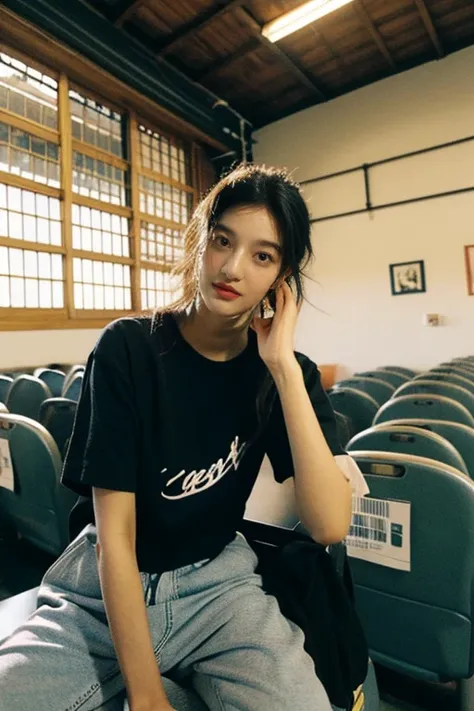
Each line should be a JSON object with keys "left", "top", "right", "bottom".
{"left": 69, "top": 90, "right": 124, "bottom": 158}
{"left": 140, "top": 220, "right": 183, "bottom": 266}
{"left": 72, "top": 204, "right": 130, "bottom": 256}
{"left": 0, "top": 245, "right": 64, "bottom": 308}
{"left": 73, "top": 257, "right": 131, "bottom": 310}
{"left": 139, "top": 175, "right": 191, "bottom": 224}
{"left": 0, "top": 183, "right": 61, "bottom": 245}
{"left": 0, "top": 123, "right": 60, "bottom": 187}
{"left": 72, "top": 151, "right": 127, "bottom": 205}
{"left": 0, "top": 52, "right": 58, "bottom": 129}
{"left": 138, "top": 125, "right": 191, "bottom": 185}
{"left": 140, "top": 268, "right": 174, "bottom": 310}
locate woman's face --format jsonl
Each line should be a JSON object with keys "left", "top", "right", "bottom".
{"left": 199, "top": 205, "right": 283, "bottom": 318}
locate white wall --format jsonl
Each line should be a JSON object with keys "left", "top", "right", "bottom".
{"left": 0, "top": 328, "right": 100, "bottom": 370}
{"left": 255, "top": 45, "right": 474, "bottom": 375}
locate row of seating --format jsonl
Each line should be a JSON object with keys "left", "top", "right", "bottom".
{"left": 328, "top": 356, "right": 474, "bottom": 709}
{"left": 0, "top": 365, "right": 85, "bottom": 458}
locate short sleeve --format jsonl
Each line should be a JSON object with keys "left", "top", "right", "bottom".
{"left": 264, "top": 355, "right": 369, "bottom": 496}
{"left": 61, "top": 322, "right": 139, "bottom": 497}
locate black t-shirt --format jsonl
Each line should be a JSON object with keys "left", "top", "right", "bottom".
{"left": 61, "top": 313, "right": 344, "bottom": 573}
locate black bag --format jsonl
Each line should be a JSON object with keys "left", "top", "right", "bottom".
{"left": 250, "top": 536, "right": 368, "bottom": 711}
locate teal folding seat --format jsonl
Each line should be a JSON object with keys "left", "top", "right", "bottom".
{"left": 334, "top": 410, "right": 354, "bottom": 448}
{"left": 393, "top": 380, "right": 474, "bottom": 418}
{"left": 347, "top": 424, "right": 468, "bottom": 475}
{"left": 6, "top": 375, "right": 51, "bottom": 421}
{"left": 0, "top": 375, "right": 13, "bottom": 404}
{"left": 332, "top": 377, "right": 394, "bottom": 407}
{"left": 355, "top": 370, "right": 409, "bottom": 389}
{"left": 0, "top": 412, "right": 78, "bottom": 556}
{"left": 35, "top": 368, "right": 66, "bottom": 398}
{"left": 378, "top": 366, "right": 417, "bottom": 378}
{"left": 39, "top": 397, "right": 77, "bottom": 459}
{"left": 328, "top": 388, "right": 379, "bottom": 435}
{"left": 63, "top": 372, "right": 84, "bottom": 402}
{"left": 414, "top": 372, "right": 474, "bottom": 396}
{"left": 372, "top": 419, "right": 474, "bottom": 480}
{"left": 347, "top": 451, "right": 474, "bottom": 709}
{"left": 374, "top": 394, "right": 474, "bottom": 428}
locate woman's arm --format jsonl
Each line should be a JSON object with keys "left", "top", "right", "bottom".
{"left": 93, "top": 488, "right": 174, "bottom": 711}
{"left": 253, "top": 282, "right": 352, "bottom": 546}
{"left": 272, "top": 364, "right": 352, "bottom": 545}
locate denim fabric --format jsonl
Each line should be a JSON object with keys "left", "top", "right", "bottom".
{"left": 0, "top": 525, "right": 331, "bottom": 711}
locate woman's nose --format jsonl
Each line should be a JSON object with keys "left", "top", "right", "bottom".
{"left": 222, "top": 252, "right": 244, "bottom": 280}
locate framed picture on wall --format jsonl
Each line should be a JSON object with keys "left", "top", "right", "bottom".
{"left": 465, "top": 245, "right": 474, "bottom": 295}
{"left": 389, "top": 260, "right": 426, "bottom": 296}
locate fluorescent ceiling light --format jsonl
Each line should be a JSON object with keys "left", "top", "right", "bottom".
{"left": 262, "top": 0, "right": 354, "bottom": 43}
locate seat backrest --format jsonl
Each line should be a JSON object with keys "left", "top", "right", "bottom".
{"left": 39, "top": 397, "right": 77, "bottom": 458}
{"left": 63, "top": 372, "right": 84, "bottom": 402}
{"left": 0, "top": 375, "right": 13, "bottom": 404}
{"left": 328, "top": 388, "right": 379, "bottom": 435}
{"left": 333, "top": 377, "right": 394, "bottom": 406}
{"left": 36, "top": 369, "right": 65, "bottom": 398}
{"left": 378, "top": 366, "right": 417, "bottom": 378}
{"left": 347, "top": 425, "right": 468, "bottom": 475}
{"left": 0, "top": 412, "right": 77, "bottom": 556}
{"left": 374, "top": 394, "right": 474, "bottom": 427}
{"left": 355, "top": 370, "right": 410, "bottom": 388}
{"left": 62, "top": 364, "right": 85, "bottom": 395}
{"left": 394, "top": 380, "right": 474, "bottom": 417}
{"left": 6, "top": 375, "right": 51, "bottom": 420}
{"left": 348, "top": 450, "right": 474, "bottom": 680}
{"left": 437, "top": 363, "right": 474, "bottom": 377}
{"left": 334, "top": 410, "right": 353, "bottom": 448}
{"left": 372, "top": 418, "right": 474, "bottom": 480}
{"left": 414, "top": 372, "right": 474, "bottom": 396}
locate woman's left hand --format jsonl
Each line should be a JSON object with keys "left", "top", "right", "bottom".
{"left": 252, "top": 282, "right": 299, "bottom": 376}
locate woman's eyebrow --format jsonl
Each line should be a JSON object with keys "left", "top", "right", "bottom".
{"left": 214, "top": 223, "right": 281, "bottom": 254}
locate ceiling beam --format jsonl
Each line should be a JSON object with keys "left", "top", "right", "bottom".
{"left": 414, "top": 0, "right": 444, "bottom": 58}
{"left": 235, "top": 7, "right": 327, "bottom": 102}
{"left": 112, "top": 0, "right": 147, "bottom": 28}
{"left": 195, "top": 37, "right": 262, "bottom": 82}
{"left": 155, "top": 0, "right": 247, "bottom": 57}
{"left": 353, "top": 0, "right": 396, "bottom": 70}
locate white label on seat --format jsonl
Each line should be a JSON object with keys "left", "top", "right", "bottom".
{"left": 346, "top": 496, "right": 411, "bottom": 571}
{"left": 0, "top": 439, "right": 14, "bottom": 492}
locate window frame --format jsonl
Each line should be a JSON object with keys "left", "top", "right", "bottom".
{"left": 0, "top": 37, "right": 215, "bottom": 331}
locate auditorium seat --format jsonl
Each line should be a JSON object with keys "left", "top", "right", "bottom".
{"left": 377, "top": 366, "right": 417, "bottom": 378}
{"left": 372, "top": 419, "right": 474, "bottom": 480}
{"left": 0, "top": 412, "right": 78, "bottom": 556}
{"left": 374, "top": 394, "right": 474, "bottom": 428}
{"left": 355, "top": 370, "right": 410, "bottom": 389}
{"left": 35, "top": 368, "right": 66, "bottom": 398}
{"left": 414, "top": 371, "right": 474, "bottom": 396}
{"left": 393, "top": 380, "right": 474, "bottom": 418}
{"left": 346, "top": 424, "right": 468, "bottom": 475}
{"left": 6, "top": 375, "right": 51, "bottom": 421}
{"left": 328, "top": 388, "right": 379, "bottom": 435}
{"left": 0, "top": 375, "right": 13, "bottom": 404}
{"left": 39, "top": 397, "right": 77, "bottom": 458}
{"left": 62, "top": 372, "right": 84, "bottom": 402}
{"left": 332, "top": 377, "right": 395, "bottom": 407}
{"left": 348, "top": 451, "right": 474, "bottom": 710}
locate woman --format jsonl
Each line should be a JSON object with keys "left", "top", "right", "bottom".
{"left": 0, "top": 164, "right": 367, "bottom": 711}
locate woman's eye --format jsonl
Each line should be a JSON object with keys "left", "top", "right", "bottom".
{"left": 215, "top": 235, "right": 230, "bottom": 247}
{"left": 256, "top": 252, "right": 273, "bottom": 264}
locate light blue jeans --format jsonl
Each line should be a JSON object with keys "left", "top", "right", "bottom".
{"left": 0, "top": 524, "right": 331, "bottom": 711}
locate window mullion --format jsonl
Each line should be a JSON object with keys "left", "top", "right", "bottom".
{"left": 58, "top": 72, "right": 75, "bottom": 319}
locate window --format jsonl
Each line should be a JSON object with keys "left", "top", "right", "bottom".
{"left": 0, "top": 46, "right": 199, "bottom": 329}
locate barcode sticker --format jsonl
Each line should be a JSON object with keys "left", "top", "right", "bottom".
{"left": 0, "top": 439, "right": 14, "bottom": 492}
{"left": 347, "top": 495, "right": 411, "bottom": 571}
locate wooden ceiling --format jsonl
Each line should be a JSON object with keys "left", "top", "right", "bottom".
{"left": 84, "top": 0, "right": 474, "bottom": 128}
